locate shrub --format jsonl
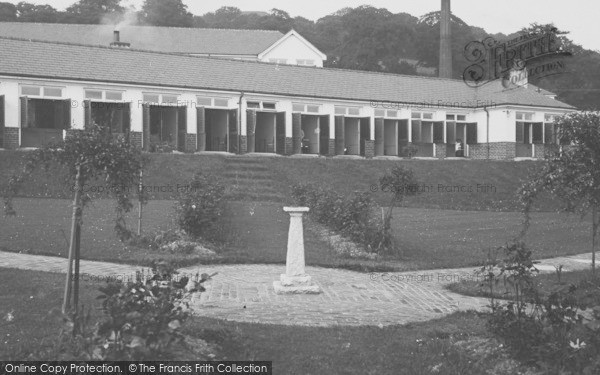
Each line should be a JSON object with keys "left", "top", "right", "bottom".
{"left": 176, "top": 173, "right": 227, "bottom": 239}
{"left": 291, "top": 183, "right": 391, "bottom": 254}
{"left": 24, "top": 262, "right": 214, "bottom": 361}
{"left": 485, "top": 242, "right": 600, "bottom": 373}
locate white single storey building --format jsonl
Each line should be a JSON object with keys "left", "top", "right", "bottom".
{"left": 0, "top": 36, "right": 575, "bottom": 160}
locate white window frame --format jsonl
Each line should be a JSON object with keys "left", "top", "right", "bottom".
{"left": 21, "top": 85, "right": 64, "bottom": 98}
{"left": 292, "top": 103, "right": 322, "bottom": 114}
{"left": 516, "top": 112, "right": 534, "bottom": 121}
{"left": 246, "top": 100, "right": 278, "bottom": 111}
{"left": 85, "top": 88, "right": 124, "bottom": 102}
{"left": 334, "top": 106, "right": 362, "bottom": 117}
{"left": 142, "top": 93, "right": 181, "bottom": 105}
{"left": 196, "top": 96, "right": 232, "bottom": 108}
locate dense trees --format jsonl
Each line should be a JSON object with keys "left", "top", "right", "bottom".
{"left": 0, "top": 1, "right": 597, "bottom": 109}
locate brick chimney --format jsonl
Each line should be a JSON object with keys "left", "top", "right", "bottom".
{"left": 110, "top": 30, "right": 130, "bottom": 48}
{"left": 439, "top": 0, "right": 452, "bottom": 79}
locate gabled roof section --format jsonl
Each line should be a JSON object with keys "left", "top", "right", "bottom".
{"left": 0, "top": 22, "right": 283, "bottom": 55}
{"left": 0, "top": 37, "right": 574, "bottom": 110}
{"left": 258, "top": 29, "right": 327, "bottom": 60}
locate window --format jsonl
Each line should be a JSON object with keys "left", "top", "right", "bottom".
{"left": 516, "top": 112, "right": 534, "bottom": 121}
{"left": 21, "top": 86, "right": 41, "bottom": 96}
{"left": 334, "top": 106, "right": 361, "bottom": 116}
{"left": 21, "top": 85, "right": 63, "bottom": 98}
{"left": 262, "top": 102, "right": 276, "bottom": 110}
{"left": 293, "top": 104, "right": 305, "bottom": 112}
{"left": 297, "top": 59, "right": 315, "bottom": 66}
{"left": 247, "top": 102, "right": 261, "bottom": 109}
{"left": 306, "top": 105, "right": 320, "bottom": 113}
{"left": 269, "top": 58, "right": 287, "bottom": 64}
{"left": 457, "top": 115, "right": 466, "bottom": 121}
{"left": 85, "top": 90, "right": 103, "bottom": 100}
{"left": 196, "top": 97, "right": 212, "bottom": 106}
{"left": 143, "top": 93, "right": 180, "bottom": 105}
{"left": 86, "top": 89, "right": 123, "bottom": 101}
{"left": 544, "top": 114, "right": 558, "bottom": 122}
{"left": 214, "top": 99, "right": 229, "bottom": 107}
{"left": 348, "top": 108, "right": 360, "bottom": 116}
{"left": 412, "top": 111, "right": 434, "bottom": 120}
{"left": 375, "top": 109, "right": 400, "bottom": 118}
{"left": 105, "top": 91, "right": 123, "bottom": 101}
{"left": 143, "top": 94, "right": 160, "bottom": 104}
{"left": 162, "top": 95, "right": 178, "bottom": 105}
{"left": 43, "top": 87, "right": 62, "bottom": 97}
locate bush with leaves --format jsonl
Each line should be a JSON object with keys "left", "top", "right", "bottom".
{"left": 43, "top": 262, "right": 215, "bottom": 361}
{"left": 484, "top": 242, "right": 600, "bottom": 373}
{"left": 291, "top": 183, "right": 390, "bottom": 253}
{"left": 175, "top": 173, "right": 227, "bottom": 239}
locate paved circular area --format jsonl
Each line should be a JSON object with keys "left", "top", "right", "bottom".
{"left": 2, "top": 251, "right": 595, "bottom": 327}
{"left": 181, "top": 264, "right": 490, "bottom": 327}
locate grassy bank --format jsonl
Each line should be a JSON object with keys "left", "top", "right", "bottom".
{"left": 0, "top": 151, "right": 553, "bottom": 211}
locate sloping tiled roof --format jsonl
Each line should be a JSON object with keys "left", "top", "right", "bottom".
{"left": 0, "top": 37, "right": 574, "bottom": 110}
{"left": 0, "top": 22, "right": 283, "bottom": 55}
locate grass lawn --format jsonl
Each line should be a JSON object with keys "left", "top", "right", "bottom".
{"left": 0, "top": 198, "right": 593, "bottom": 271}
{"left": 1, "top": 268, "right": 534, "bottom": 374}
{"left": 447, "top": 269, "right": 600, "bottom": 306}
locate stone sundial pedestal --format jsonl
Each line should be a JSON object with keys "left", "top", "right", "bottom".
{"left": 273, "top": 207, "right": 322, "bottom": 294}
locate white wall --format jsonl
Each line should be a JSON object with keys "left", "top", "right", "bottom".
{"left": 260, "top": 34, "right": 324, "bottom": 67}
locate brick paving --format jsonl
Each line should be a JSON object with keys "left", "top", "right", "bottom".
{"left": 0, "top": 251, "right": 595, "bottom": 327}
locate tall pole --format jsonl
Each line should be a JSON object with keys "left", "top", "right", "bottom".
{"left": 439, "top": 0, "right": 453, "bottom": 79}
{"left": 137, "top": 169, "right": 143, "bottom": 236}
{"left": 62, "top": 165, "right": 82, "bottom": 314}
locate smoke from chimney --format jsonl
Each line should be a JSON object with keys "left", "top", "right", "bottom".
{"left": 439, "top": 0, "right": 453, "bottom": 79}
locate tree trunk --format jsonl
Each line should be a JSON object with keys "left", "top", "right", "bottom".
{"left": 137, "top": 169, "right": 143, "bottom": 236}
{"left": 592, "top": 205, "right": 598, "bottom": 275}
{"left": 62, "top": 165, "right": 82, "bottom": 314}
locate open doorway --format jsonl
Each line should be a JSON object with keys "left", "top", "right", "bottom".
{"left": 255, "top": 112, "right": 276, "bottom": 153}
{"left": 85, "top": 101, "right": 130, "bottom": 139}
{"left": 20, "top": 97, "right": 70, "bottom": 147}
{"left": 205, "top": 109, "right": 229, "bottom": 152}
{"left": 384, "top": 119, "right": 398, "bottom": 155}
{"left": 301, "top": 114, "right": 320, "bottom": 154}
{"left": 148, "top": 105, "right": 186, "bottom": 152}
{"left": 344, "top": 117, "right": 360, "bottom": 155}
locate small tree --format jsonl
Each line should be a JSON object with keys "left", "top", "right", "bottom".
{"left": 3, "top": 124, "right": 145, "bottom": 318}
{"left": 519, "top": 111, "right": 600, "bottom": 274}
{"left": 379, "top": 166, "right": 421, "bottom": 255}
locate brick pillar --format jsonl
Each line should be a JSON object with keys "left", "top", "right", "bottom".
{"left": 435, "top": 143, "right": 446, "bottom": 159}
{"left": 285, "top": 137, "right": 293, "bottom": 155}
{"left": 328, "top": 139, "right": 335, "bottom": 157}
{"left": 364, "top": 139, "right": 375, "bottom": 158}
{"left": 239, "top": 135, "right": 248, "bottom": 154}
{"left": 3, "top": 128, "right": 19, "bottom": 149}
{"left": 335, "top": 116, "right": 345, "bottom": 155}
{"left": 374, "top": 118, "right": 384, "bottom": 156}
{"left": 130, "top": 131, "right": 143, "bottom": 149}
{"left": 185, "top": 133, "right": 197, "bottom": 153}
{"left": 292, "top": 112, "right": 302, "bottom": 154}
{"left": 197, "top": 107, "right": 206, "bottom": 152}
{"left": 246, "top": 110, "right": 256, "bottom": 153}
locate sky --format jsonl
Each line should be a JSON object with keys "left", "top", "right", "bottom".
{"left": 7, "top": 0, "right": 600, "bottom": 51}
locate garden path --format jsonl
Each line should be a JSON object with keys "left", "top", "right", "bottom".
{"left": 0, "top": 251, "right": 594, "bottom": 327}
